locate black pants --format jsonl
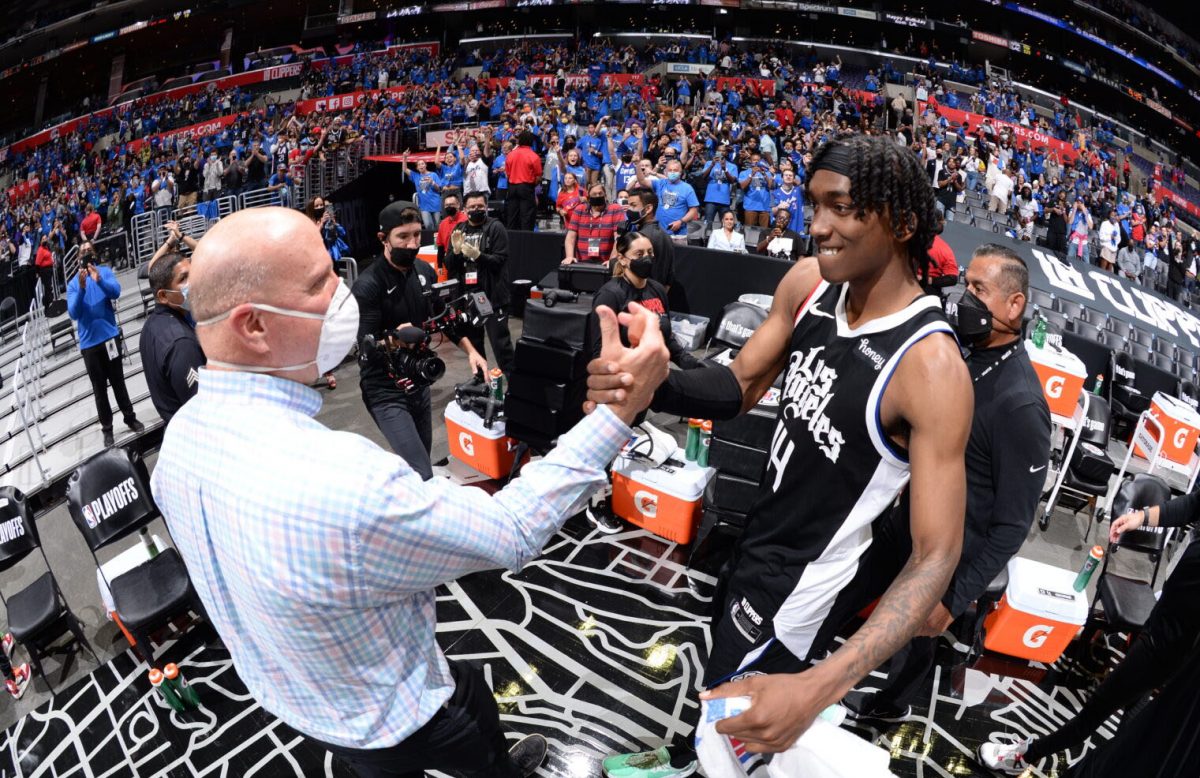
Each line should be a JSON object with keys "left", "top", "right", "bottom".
{"left": 316, "top": 660, "right": 521, "bottom": 778}
{"left": 1028, "top": 540, "right": 1200, "bottom": 766}
{"left": 36, "top": 266, "right": 55, "bottom": 303}
{"left": 467, "top": 307, "right": 515, "bottom": 374}
{"left": 363, "top": 385, "right": 433, "bottom": 480}
{"left": 870, "top": 636, "right": 937, "bottom": 709}
{"left": 81, "top": 340, "right": 136, "bottom": 432}
{"left": 505, "top": 184, "right": 536, "bottom": 231}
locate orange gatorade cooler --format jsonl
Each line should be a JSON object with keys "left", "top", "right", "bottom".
{"left": 417, "top": 243, "right": 438, "bottom": 268}
{"left": 984, "top": 557, "right": 1090, "bottom": 663}
{"left": 611, "top": 454, "right": 715, "bottom": 544}
{"left": 445, "top": 402, "right": 524, "bottom": 480}
{"left": 1132, "top": 391, "right": 1200, "bottom": 466}
{"left": 1025, "top": 339, "right": 1087, "bottom": 420}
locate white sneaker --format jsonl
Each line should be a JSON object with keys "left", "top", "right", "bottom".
{"left": 977, "top": 737, "right": 1032, "bottom": 775}
{"left": 6, "top": 663, "right": 30, "bottom": 700}
{"left": 1, "top": 633, "right": 12, "bottom": 658}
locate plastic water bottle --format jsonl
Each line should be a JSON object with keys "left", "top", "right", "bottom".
{"left": 163, "top": 663, "right": 200, "bottom": 709}
{"left": 685, "top": 419, "right": 701, "bottom": 461}
{"left": 149, "top": 668, "right": 185, "bottom": 712}
{"left": 1093, "top": 374, "right": 1104, "bottom": 395}
{"left": 139, "top": 528, "right": 159, "bottom": 559}
{"left": 1073, "top": 545, "right": 1105, "bottom": 592}
{"left": 1032, "top": 313, "right": 1048, "bottom": 349}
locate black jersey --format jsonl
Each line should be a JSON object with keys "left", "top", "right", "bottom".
{"left": 708, "top": 279, "right": 955, "bottom": 683}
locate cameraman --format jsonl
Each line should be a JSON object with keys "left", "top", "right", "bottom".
{"left": 353, "top": 204, "right": 488, "bottom": 479}
{"left": 445, "top": 193, "right": 515, "bottom": 373}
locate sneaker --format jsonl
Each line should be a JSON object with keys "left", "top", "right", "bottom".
{"left": 127, "top": 419, "right": 145, "bottom": 434}
{"left": 585, "top": 501, "right": 624, "bottom": 535}
{"left": 6, "top": 663, "right": 29, "bottom": 700}
{"left": 2, "top": 633, "right": 12, "bottom": 658}
{"left": 602, "top": 747, "right": 697, "bottom": 778}
{"left": 977, "top": 738, "right": 1033, "bottom": 775}
{"left": 102, "top": 429, "right": 115, "bottom": 448}
{"left": 842, "top": 690, "right": 911, "bottom": 724}
{"left": 508, "top": 733, "right": 547, "bottom": 777}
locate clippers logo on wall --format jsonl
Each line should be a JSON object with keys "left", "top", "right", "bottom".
{"left": 941, "top": 222, "right": 1200, "bottom": 351}
{"left": 81, "top": 478, "right": 140, "bottom": 529}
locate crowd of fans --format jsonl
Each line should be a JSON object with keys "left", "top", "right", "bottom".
{"left": 1, "top": 34, "right": 1197, "bottom": 305}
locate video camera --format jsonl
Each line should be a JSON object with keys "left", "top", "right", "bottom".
{"left": 359, "top": 279, "right": 495, "bottom": 393}
{"left": 454, "top": 369, "right": 503, "bottom": 428}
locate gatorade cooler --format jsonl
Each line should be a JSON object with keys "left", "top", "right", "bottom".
{"left": 417, "top": 244, "right": 447, "bottom": 282}
{"left": 445, "top": 403, "right": 525, "bottom": 480}
{"left": 1132, "top": 391, "right": 1200, "bottom": 466}
{"left": 611, "top": 454, "right": 715, "bottom": 544}
{"left": 983, "top": 557, "right": 1090, "bottom": 663}
{"left": 1026, "top": 339, "right": 1088, "bottom": 421}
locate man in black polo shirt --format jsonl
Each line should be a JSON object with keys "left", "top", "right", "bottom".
{"left": 139, "top": 250, "right": 205, "bottom": 423}
{"left": 844, "top": 243, "right": 1051, "bottom": 722}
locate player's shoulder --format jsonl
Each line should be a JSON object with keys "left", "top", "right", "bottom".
{"left": 772, "top": 256, "right": 823, "bottom": 318}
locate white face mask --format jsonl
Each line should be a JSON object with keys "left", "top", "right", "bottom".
{"left": 198, "top": 280, "right": 359, "bottom": 377}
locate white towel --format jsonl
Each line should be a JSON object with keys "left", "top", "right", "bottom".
{"left": 695, "top": 697, "right": 897, "bottom": 778}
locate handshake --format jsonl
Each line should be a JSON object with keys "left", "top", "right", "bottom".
{"left": 584, "top": 303, "right": 671, "bottom": 427}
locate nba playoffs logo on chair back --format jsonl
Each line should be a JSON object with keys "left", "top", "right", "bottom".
{"left": 67, "top": 449, "right": 158, "bottom": 549}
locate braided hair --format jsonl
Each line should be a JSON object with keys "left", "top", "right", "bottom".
{"left": 809, "top": 134, "right": 939, "bottom": 282}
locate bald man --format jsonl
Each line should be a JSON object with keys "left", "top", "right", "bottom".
{"left": 149, "top": 207, "right": 671, "bottom": 778}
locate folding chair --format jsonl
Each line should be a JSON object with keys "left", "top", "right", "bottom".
{"left": 0, "top": 486, "right": 99, "bottom": 693}
{"left": 66, "top": 448, "right": 204, "bottom": 667}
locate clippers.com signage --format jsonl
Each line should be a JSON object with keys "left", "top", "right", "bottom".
{"left": 917, "top": 102, "right": 1080, "bottom": 163}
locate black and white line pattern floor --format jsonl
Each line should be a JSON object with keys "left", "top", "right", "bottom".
{"left": 0, "top": 512, "right": 1118, "bottom": 777}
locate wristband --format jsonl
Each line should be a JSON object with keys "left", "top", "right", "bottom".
{"left": 650, "top": 362, "right": 743, "bottom": 420}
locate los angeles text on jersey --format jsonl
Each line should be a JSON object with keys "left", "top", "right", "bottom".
{"left": 81, "top": 478, "right": 140, "bottom": 529}
{"left": 768, "top": 345, "right": 846, "bottom": 490}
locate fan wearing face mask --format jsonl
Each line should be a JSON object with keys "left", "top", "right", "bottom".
{"left": 445, "top": 193, "right": 515, "bottom": 374}
{"left": 586, "top": 232, "right": 698, "bottom": 373}
{"left": 352, "top": 202, "right": 489, "bottom": 480}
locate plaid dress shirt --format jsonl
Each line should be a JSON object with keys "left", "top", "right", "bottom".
{"left": 151, "top": 368, "right": 630, "bottom": 749}
{"left": 568, "top": 203, "right": 627, "bottom": 262}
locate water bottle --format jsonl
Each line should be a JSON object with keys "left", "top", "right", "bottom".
{"left": 698, "top": 421, "right": 712, "bottom": 467}
{"left": 685, "top": 419, "right": 701, "bottom": 461}
{"left": 163, "top": 663, "right": 200, "bottom": 709}
{"left": 1093, "top": 374, "right": 1104, "bottom": 395}
{"left": 1032, "top": 312, "right": 1048, "bottom": 349}
{"left": 1073, "top": 545, "right": 1104, "bottom": 592}
{"left": 139, "top": 527, "right": 159, "bottom": 559}
{"left": 149, "top": 668, "right": 185, "bottom": 712}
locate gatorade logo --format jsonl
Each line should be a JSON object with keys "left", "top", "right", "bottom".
{"left": 458, "top": 432, "right": 475, "bottom": 457}
{"left": 1022, "top": 624, "right": 1054, "bottom": 649}
{"left": 633, "top": 490, "right": 658, "bottom": 518}
{"left": 1174, "top": 427, "right": 1189, "bottom": 449}
{"left": 1045, "top": 375, "right": 1065, "bottom": 399}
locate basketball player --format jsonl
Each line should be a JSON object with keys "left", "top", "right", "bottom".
{"left": 593, "top": 134, "right": 973, "bottom": 778}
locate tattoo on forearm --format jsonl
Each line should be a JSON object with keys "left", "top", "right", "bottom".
{"left": 835, "top": 553, "right": 956, "bottom": 685}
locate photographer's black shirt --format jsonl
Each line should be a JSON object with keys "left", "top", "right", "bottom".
{"left": 352, "top": 254, "right": 438, "bottom": 395}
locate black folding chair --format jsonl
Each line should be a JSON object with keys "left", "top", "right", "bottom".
{"left": 0, "top": 486, "right": 99, "bottom": 693}
{"left": 1078, "top": 474, "right": 1171, "bottom": 664}
{"left": 66, "top": 448, "right": 203, "bottom": 667}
